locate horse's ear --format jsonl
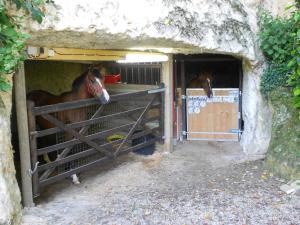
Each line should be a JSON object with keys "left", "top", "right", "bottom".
{"left": 88, "top": 64, "right": 95, "bottom": 75}
{"left": 93, "top": 64, "right": 107, "bottom": 79}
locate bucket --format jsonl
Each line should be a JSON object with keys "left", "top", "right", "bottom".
{"left": 132, "top": 130, "right": 155, "bottom": 155}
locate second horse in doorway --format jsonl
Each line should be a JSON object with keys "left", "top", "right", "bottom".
{"left": 188, "top": 72, "right": 213, "bottom": 98}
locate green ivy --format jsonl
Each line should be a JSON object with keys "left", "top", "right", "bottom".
{"left": 0, "top": 0, "right": 52, "bottom": 92}
{"left": 259, "top": 5, "right": 300, "bottom": 119}
{"left": 287, "top": 7, "right": 300, "bottom": 118}
{"left": 260, "top": 63, "right": 290, "bottom": 96}
{"left": 259, "top": 12, "right": 294, "bottom": 64}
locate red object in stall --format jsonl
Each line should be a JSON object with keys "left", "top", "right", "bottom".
{"left": 104, "top": 74, "right": 121, "bottom": 84}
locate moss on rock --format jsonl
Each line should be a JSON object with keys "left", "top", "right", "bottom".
{"left": 266, "top": 87, "right": 300, "bottom": 180}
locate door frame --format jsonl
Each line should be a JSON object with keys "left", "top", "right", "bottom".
{"left": 173, "top": 54, "right": 243, "bottom": 141}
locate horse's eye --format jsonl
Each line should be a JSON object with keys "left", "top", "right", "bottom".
{"left": 90, "top": 79, "right": 96, "bottom": 83}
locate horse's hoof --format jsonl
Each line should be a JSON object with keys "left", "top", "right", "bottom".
{"left": 71, "top": 174, "right": 80, "bottom": 184}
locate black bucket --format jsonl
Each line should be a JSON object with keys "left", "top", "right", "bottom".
{"left": 132, "top": 130, "right": 155, "bottom": 155}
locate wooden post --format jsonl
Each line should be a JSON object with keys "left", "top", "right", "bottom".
{"left": 161, "top": 55, "right": 173, "bottom": 152}
{"left": 180, "top": 60, "right": 187, "bottom": 139}
{"left": 27, "top": 101, "right": 39, "bottom": 197}
{"left": 159, "top": 83, "right": 165, "bottom": 141}
{"left": 14, "top": 62, "right": 34, "bottom": 207}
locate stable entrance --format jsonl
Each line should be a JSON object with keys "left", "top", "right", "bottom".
{"left": 13, "top": 47, "right": 167, "bottom": 206}
{"left": 174, "top": 54, "right": 243, "bottom": 142}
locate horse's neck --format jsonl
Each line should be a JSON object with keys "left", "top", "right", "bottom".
{"left": 61, "top": 85, "right": 91, "bottom": 102}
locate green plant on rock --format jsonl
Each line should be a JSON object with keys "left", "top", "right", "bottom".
{"left": 0, "top": 0, "right": 52, "bottom": 92}
{"left": 287, "top": 6, "right": 300, "bottom": 118}
{"left": 259, "top": 5, "right": 300, "bottom": 119}
{"left": 260, "top": 63, "right": 290, "bottom": 96}
{"left": 259, "top": 12, "right": 294, "bottom": 64}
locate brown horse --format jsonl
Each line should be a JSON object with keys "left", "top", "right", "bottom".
{"left": 27, "top": 66, "right": 110, "bottom": 184}
{"left": 188, "top": 72, "right": 213, "bottom": 98}
{"left": 28, "top": 66, "right": 110, "bottom": 128}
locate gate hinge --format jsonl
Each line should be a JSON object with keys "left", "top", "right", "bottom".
{"left": 229, "top": 129, "right": 243, "bottom": 134}
{"left": 28, "top": 161, "right": 39, "bottom": 177}
{"left": 181, "top": 95, "right": 186, "bottom": 100}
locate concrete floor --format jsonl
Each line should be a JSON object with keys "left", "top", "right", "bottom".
{"left": 21, "top": 141, "right": 300, "bottom": 225}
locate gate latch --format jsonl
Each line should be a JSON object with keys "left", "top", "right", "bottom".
{"left": 181, "top": 95, "right": 186, "bottom": 100}
{"left": 182, "top": 130, "right": 187, "bottom": 136}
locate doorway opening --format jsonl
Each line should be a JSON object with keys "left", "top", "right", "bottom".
{"left": 173, "top": 54, "right": 243, "bottom": 142}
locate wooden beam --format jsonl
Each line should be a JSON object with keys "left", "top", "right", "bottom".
{"left": 14, "top": 63, "right": 34, "bottom": 206}
{"left": 161, "top": 54, "right": 174, "bottom": 152}
{"left": 26, "top": 46, "right": 169, "bottom": 62}
{"left": 27, "top": 47, "right": 125, "bottom": 61}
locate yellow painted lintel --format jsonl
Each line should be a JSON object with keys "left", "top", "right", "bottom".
{"left": 26, "top": 46, "right": 166, "bottom": 62}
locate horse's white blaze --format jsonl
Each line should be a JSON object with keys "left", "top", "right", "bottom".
{"left": 95, "top": 78, "right": 102, "bottom": 87}
{"left": 102, "top": 89, "right": 110, "bottom": 102}
{"left": 95, "top": 77, "right": 110, "bottom": 102}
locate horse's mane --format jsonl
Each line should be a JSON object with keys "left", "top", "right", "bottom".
{"left": 72, "top": 68, "right": 103, "bottom": 91}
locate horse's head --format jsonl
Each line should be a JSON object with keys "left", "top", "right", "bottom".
{"left": 72, "top": 66, "right": 110, "bottom": 104}
{"left": 198, "top": 72, "right": 213, "bottom": 98}
{"left": 85, "top": 67, "right": 110, "bottom": 104}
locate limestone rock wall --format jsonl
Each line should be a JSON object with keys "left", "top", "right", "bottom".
{"left": 26, "top": 0, "right": 271, "bottom": 155}
{"left": 27, "top": 0, "right": 257, "bottom": 59}
{"left": 0, "top": 1, "right": 295, "bottom": 224}
{"left": 262, "top": 0, "right": 295, "bottom": 17}
{"left": 0, "top": 0, "right": 296, "bottom": 224}
{"left": 0, "top": 79, "right": 21, "bottom": 225}
{"left": 266, "top": 88, "right": 300, "bottom": 179}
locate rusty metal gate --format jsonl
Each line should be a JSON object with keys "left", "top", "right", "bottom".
{"left": 27, "top": 85, "right": 165, "bottom": 197}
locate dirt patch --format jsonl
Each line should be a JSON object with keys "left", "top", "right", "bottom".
{"left": 22, "top": 141, "right": 299, "bottom": 225}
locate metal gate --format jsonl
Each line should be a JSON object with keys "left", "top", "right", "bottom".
{"left": 27, "top": 86, "right": 165, "bottom": 197}
{"left": 186, "top": 88, "right": 240, "bottom": 141}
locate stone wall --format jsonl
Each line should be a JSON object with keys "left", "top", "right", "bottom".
{"left": 262, "top": 0, "right": 295, "bottom": 17}
{"left": 265, "top": 88, "right": 300, "bottom": 180}
{"left": 25, "top": 0, "right": 271, "bottom": 156}
{"left": 0, "top": 76, "right": 21, "bottom": 225}
{"left": 0, "top": 1, "right": 296, "bottom": 224}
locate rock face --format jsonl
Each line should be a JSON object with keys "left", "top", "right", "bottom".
{"left": 0, "top": 86, "right": 21, "bottom": 225}
{"left": 0, "top": 0, "right": 293, "bottom": 224}
{"left": 28, "top": 0, "right": 257, "bottom": 59}
{"left": 266, "top": 88, "right": 300, "bottom": 180}
{"left": 26, "top": 0, "right": 272, "bottom": 156}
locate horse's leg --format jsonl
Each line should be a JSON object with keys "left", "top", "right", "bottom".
{"left": 71, "top": 174, "right": 80, "bottom": 184}
{"left": 64, "top": 110, "right": 81, "bottom": 185}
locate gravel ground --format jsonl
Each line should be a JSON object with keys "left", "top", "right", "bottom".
{"left": 22, "top": 141, "right": 300, "bottom": 225}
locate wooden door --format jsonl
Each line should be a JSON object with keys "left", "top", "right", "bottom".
{"left": 186, "top": 88, "right": 240, "bottom": 141}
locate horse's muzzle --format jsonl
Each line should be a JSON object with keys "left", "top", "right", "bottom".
{"left": 98, "top": 89, "right": 110, "bottom": 104}
{"left": 207, "top": 90, "right": 213, "bottom": 98}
